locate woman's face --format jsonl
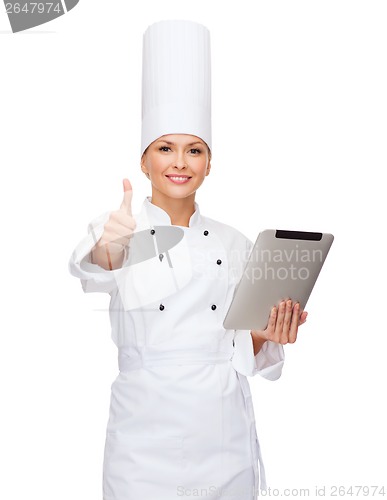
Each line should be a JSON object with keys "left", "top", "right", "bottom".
{"left": 141, "top": 134, "right": 211, "bottom": 201}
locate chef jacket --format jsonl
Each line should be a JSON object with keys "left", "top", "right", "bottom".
{"left": 68, "top": 196, "right": 285, "bottom": 498}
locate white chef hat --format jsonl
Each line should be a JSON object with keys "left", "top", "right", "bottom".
{"left": 140, "top": 19, "right": 212, "bottom": 157}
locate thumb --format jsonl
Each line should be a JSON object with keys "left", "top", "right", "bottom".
{"left": 120, "top": 178, "right": 133, "bottom": 215}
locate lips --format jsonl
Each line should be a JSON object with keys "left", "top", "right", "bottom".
{"left": 165, "top": 175, "right": 192, "bottom": 184}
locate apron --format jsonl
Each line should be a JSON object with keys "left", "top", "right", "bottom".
{"left": 102, "top": 344, "right": 266, "bottom": 499}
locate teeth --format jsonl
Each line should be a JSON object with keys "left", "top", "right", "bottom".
{"left": 168, "top": 176, "right": 189, "bottom": 181}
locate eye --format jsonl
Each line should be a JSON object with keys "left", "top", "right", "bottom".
{"left": 190, "top": 148, "right": 201, "bottom": 154}
{"left": 159, "top": 146, "right": 171, "bottom": 152}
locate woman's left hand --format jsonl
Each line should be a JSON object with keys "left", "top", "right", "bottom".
{"left": 251, "top": 299, "right": 308, "bottom": 350}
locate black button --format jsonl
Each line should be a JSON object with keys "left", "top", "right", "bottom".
{"left": 203, "top": 230, "right": 209, "bottom": 236}
{"left": 150, "top": 229, "right": 155, "bottom": 235}
{"left": 159, "top": 304, "right": 164, "bottom": 311}
{"left": 217, "top": 259, "right": 222, "bottom": 265}
{"left": 211, "top": 304, "right": 217, "bottom": 310}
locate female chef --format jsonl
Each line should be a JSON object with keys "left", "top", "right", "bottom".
{"left": 69, "top": 20, "right": 307, "bottom": 500}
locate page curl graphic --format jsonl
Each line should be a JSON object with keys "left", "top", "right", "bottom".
{"left": 4, "top": 0, "right": 79, "bottom": 33}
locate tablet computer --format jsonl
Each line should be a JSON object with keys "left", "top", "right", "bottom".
{"left": 223, "top": 229, "right": 334, "bottom": 330}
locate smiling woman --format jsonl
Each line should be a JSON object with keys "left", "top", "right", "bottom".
{"left": 140, "top": 134, "right": 212, "bottom": 227}
{"left": 68, "top": 19, "right": 307, "bottom": 500}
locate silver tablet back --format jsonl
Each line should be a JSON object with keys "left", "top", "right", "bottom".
{"left": 223, "top": 230, "right": 334, "bottom": 330}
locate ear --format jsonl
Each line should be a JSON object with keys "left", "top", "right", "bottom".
{"left": 205, "top": 159, "right": 211, "bottom": 176}
{"left": 140, "top": 155, "right": 148, "bottom": 176}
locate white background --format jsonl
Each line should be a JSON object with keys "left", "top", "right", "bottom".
{"left": 1, "top": 1, "right": 386, "bottom": 498}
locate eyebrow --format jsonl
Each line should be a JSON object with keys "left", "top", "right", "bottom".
{"left": 156, "top": 140, "right": 203, "bottom": 146}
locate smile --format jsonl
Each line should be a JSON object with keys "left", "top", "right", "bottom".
{"left": 166, "top": 175, "right": 192, "bottom": 184}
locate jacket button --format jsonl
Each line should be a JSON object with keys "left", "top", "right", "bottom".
{"left": 204, "top": 230, "right": 209, "bottom": 236}
{"left": 232, "top": 339, "right": 235, "bottom": 347}
{"left": 159, "top": 304, "right": 164, "bottom": 311}
{"left": 211, "top": 304, "right": 217, "bottom": 310}
{"left": 216, "top": 259, "right": 222, "bottom": 265}
{"left": 150, "top": 229, "right": 155, "bottom": 235}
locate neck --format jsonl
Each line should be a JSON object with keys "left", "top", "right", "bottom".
{"left": 150, "top": 191, "right": 196, "bottom": 227}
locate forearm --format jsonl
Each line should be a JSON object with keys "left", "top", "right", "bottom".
{"left": 90, "top": 243, "right": 125, "bottom": 270}
{"left": 250, "top": 330, "right": 267, "bottom": 356}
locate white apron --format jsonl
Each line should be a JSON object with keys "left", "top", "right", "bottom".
{"left": 68, "top": 196, "right": 285, "bottom": 499}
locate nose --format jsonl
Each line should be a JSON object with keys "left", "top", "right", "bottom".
{"left": 173, "top": 149, "right": 187, "bottom": 169}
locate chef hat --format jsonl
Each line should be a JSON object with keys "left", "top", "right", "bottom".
{"left": 140, "top": 19, "right": 212, "bottom": 156}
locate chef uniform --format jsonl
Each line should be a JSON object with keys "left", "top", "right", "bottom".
{"left": 68, "top": 19, "right": 285, "bottom": 500}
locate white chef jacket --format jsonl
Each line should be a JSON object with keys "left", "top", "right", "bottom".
{"left": 68, "top": 196, "right": 285, "bottom": 500}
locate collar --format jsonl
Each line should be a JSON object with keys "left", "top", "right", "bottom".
{"left": 143, "top": 196, "right": 202, "bottom": 228}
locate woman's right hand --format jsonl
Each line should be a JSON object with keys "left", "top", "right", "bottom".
{"left": 91, "top": 179, "right": 137, "bottom": 270}
{"left": 96, "top": 178, "right": 137, "bottom": 253}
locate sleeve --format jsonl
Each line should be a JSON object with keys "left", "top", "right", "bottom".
{"left": 68, "top": 211, "right": 128, "bottom": 294}
{"left": 230, "top": 234, "right": 285, "bottom": 380}
{"left": 231, "top": 330, "right": 285, "bottom": 380}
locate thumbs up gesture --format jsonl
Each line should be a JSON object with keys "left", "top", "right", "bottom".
{"left": 92, "top": 179, "right": 137, "bottom": 270}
